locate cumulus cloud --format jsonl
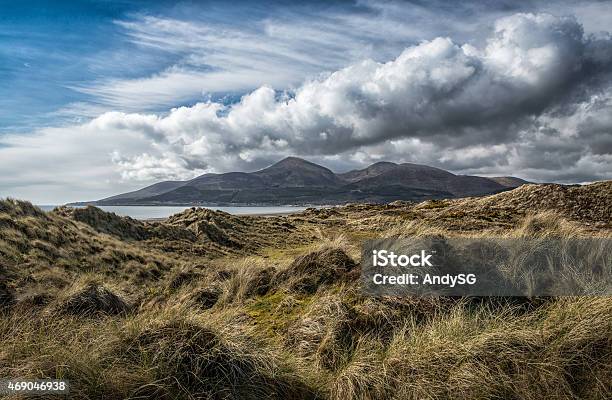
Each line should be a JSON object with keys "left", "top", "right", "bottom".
{"left": 1, "top": 12, "right": 611, "bottom": 203}
{"left": 103, "top": 13, "right": 612, "bottom": 173}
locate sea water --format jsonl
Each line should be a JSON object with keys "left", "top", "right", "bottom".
{"left": 36, "top": 205, "right": 311, "bottom": 220}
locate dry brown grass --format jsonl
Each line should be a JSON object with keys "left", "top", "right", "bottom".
{"left": 274, "top": 247, "right": 358, "bottom": 294}
{"left": 1, "top": 188, "right": 610, "bottom": 399}
{"left": 0, "top": 281, "right": 15, "bottom": 310}
{"left": 54, "top": 278, "right": 131, "bottom": 317}
{"left": 379, "top": 297, "right": 612, "bottom": 400}
{"left": 0, "top": 306, "right": 319, "bottom": 399}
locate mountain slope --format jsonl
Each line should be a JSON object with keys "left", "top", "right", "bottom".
{"left": 183, "top": 157, "right": 343, "bottom": 191}
{"left": 337, "top": 161, "right": 400, "bottom": 182}
{"left": 340, "top": 162, "right": 506, "bottom": 197}
{"left": 488, "top": 176, "right": 530, "bottom": 187}
{"left": 99, "top": 180, "right": 186, "bottom": 202}
{"left": 88, "top": 157, "right": 527, "bottom": 206}
{"left": 252, "top": 157, "right": 343, "bottom": 188}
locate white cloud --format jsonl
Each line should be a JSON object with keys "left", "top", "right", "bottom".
{"left": 67, "top": 0, "right": 508, "bottom": 113}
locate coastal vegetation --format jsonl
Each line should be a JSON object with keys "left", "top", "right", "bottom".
{"left": 1, "top": 181, "right": 610, "bottom": 399}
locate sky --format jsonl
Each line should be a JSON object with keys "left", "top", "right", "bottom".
{"left": 1, "top": 0, "right": 611, "bottom": 204}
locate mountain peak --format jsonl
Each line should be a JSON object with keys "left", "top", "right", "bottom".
{"left": 267, "top": 156, "right": 320, "bottom": 169}
{"left": 280, "top": 156, "right": 306, "bottom": 162}
{"left": 370, "top": 161, "right": 398, "bottom": 167}
{"left": 253, "top": 156, "right": 340, "bottom": 187}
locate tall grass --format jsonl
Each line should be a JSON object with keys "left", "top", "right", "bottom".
{"left": 1, "top": 198, "right": 610, "bottom": 399}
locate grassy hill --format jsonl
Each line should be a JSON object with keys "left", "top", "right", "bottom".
{"left": 1, "top": 181, "right": 611, "bottom": 399}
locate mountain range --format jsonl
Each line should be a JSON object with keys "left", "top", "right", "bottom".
{"left": 79, "top": 157, "right": 529, "bottom": 206}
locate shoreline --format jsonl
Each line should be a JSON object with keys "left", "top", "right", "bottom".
{"left": 38, "top": 204, "right": 325, "bottom": 220}
{"left": 143, "top": 209, "right": 307, "bottom": 221}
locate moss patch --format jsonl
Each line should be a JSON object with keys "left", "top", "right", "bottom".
{"left": 246, "top": 291, "right": 314, "bottom": 337}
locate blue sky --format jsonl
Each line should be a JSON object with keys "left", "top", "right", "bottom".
{"left": 1, "top": 1, "right": 611, "bottom": 203}
{"left": 1, "top": 0, "right": 379, "bottom": 132}
{"left": 1, "top": 1, "right": 138, "bottom": 130}
{"left": 1, "top": 0, "right": 247, "bottom": 131}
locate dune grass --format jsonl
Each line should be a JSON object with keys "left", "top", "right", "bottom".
{"left": 0, "top": 194, "right": 610, "bottom": 399}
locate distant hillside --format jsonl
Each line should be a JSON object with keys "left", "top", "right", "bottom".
{"left": 100, "top": 180, "right": 186, "bottom": 202}
{"left": 487, "top": 176, "right": 530, "bottom": 187}
{"left": 340, "top": 162, "right": 505, "bottom": 197}
{"left": 82, "top": 157, "right": 528, "bottom": 206}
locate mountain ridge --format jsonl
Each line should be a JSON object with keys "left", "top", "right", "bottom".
{"left": 80, "top": 157, "right": 529, "bottom": 206}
